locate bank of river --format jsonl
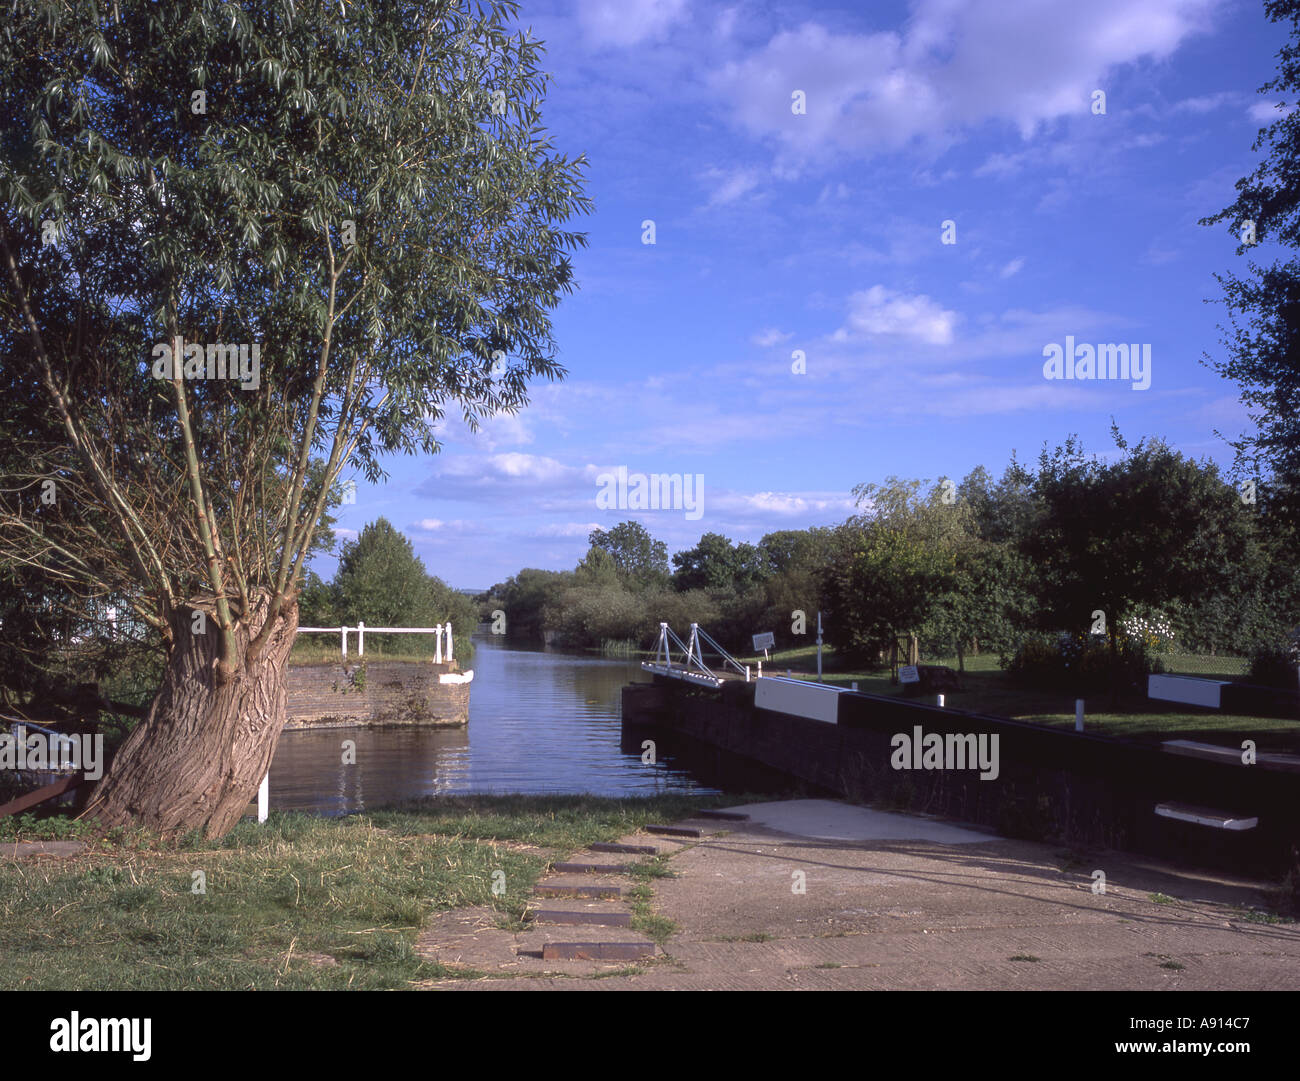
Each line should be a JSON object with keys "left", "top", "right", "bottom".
{"left": 267, "top": 636, "right": 719, "bottom": 814}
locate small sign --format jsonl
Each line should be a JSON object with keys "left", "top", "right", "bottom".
{"left": 899, "top": 665, "right": 920, "bottom": 684}
{"left": 752, "top": 632, "right": 775, "bottom": 652}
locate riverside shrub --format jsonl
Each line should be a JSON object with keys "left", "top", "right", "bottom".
{"left": 1003, "top": 630, "right": 1164, "bottom": 693}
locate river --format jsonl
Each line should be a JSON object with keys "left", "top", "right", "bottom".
{"left": 265, "top": 636, "right": 720, "bottom": 815}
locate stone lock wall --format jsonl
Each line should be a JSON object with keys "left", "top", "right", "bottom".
{"left": 284, "top": 660, "right": 471, "bottom": 729}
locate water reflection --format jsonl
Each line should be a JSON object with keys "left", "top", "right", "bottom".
{"left": 268, "top": 636, "right": 719, "bottom": 814}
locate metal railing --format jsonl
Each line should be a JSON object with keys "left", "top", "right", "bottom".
{"left": 296, "top": 621, "right": 455, "bottom": 662}
{"left": 643, "top": 622, "right": 750, "bottom": 687}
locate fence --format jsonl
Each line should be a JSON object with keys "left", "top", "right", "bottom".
{"left": 295, "top": 622, "right": 455, "bottom": 662}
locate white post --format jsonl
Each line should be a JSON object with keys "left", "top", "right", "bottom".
{"left": 446, "top": 622, "right": 453, "bottom": 662}
{"left": 816, "top": 611, "right": 823, "bottom": 683}
{"left": 435, "top": 626, "right": 443, "bottom": 663}
{"left": 851, "top": 682, "right": 858, "bottom": 691}
{"left": 340, "top": 625, "right": 348, "bottom": 660}
{"left": 937, "top": 694, "right": 945, "bottom": 708}
{"left": 757, "top": 661, "right": 763, "bottom": 677}
{"left": 1075, "top": 699, "right": 1085, "bottom": 732}
{"left": 257, "top": 772, "right": 269, "bottom": 824}
{"left": 745, "top": 665, "right": 750, "bottom": 683}
{"left": 358, "top": 620, "right": 365, "bottom": 657}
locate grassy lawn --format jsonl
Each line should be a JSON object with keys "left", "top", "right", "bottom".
{"left": 0, "top": 793, "right": 737, "bottom": 990}
{"left": 737, "top": 646, "right": 1298, "bottom": 750}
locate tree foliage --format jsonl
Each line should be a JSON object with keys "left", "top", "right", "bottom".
{"left": 1200, "top": 0, "right": 1300, "bottom": 526}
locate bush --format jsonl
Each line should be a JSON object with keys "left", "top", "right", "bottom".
{"left": 1248, "top": 636, "right": 1300, "bottom": 689}
{"left": 1004, "top": 630, "right": 1164, "bottom": 693}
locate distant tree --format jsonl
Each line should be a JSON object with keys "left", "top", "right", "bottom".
{"left": 1024, "top": 432, "right": 1259, "bottom": 690}
{"left": 331, "top": 519, "right": 472, "bottom": 654}
{"left": 924, "top": 542, "right": 1037, "bottom": 669}
{"left": 758, "top": 528, "right": 836, "bottom": 576}
{"left": 588, "top": 521, "right": 669, "bottom": 588}
{"left": 575, "top": 545, "right": 622, "bottom": 590}
{"left": 498, "top": 568, "right": 570, "bottom": 641}
{"left": 821, "top": 479, "right": 973, "bottom": 664}
{"left": 296, "top": 571, "right": 339, "bottom": 630}
{"left": 671, "top": 532, "right": 770, "bottom": 593}
{"left": 957, "top": 459, "right": 1042, "bottom": 547}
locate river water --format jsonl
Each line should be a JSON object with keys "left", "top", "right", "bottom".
{"left": 266, "top": 636, "right": 720, "bottom": 815}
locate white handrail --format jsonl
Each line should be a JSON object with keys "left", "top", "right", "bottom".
{"left": 296, "top": 622, "right": 454, "bottom": 660}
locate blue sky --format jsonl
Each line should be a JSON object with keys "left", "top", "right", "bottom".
{"left": 322, "top": 0, "right": 1293, "bottom": 590}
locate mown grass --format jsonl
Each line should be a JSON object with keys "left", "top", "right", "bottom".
{"left": 0, "top": 793, "right": 737, "bottom": 990}
{"left": 738, "top": 646, "right": 1297, "bottom": 749}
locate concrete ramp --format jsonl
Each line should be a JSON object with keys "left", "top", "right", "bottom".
{"left": 719, "top": 798, "right": 999, "bottom": 844}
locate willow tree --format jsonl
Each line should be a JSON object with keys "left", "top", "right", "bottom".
{"left": 0, "top": 0, "right": 590, "bottom": 836}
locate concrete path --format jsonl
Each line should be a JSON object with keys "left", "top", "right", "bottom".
{"left": 420, "top": 799, "right": 1300, "bottom": 991}
{"left": 1, "top": 840, "right": 86, "bottom": 860}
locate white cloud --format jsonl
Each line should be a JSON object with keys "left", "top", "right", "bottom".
{"left": 834, "top": 285, "right": 957, "bottom": 346}
{"left": 700, "top": 165, "right": 764, "bottom": 205}
{"left": 1000, "top": 257, "right": 1025, "bottom": 278}
{"left": 1172, "top": 91, "right": 1238, "bottom": 113}
{"left": 751, "top": 327, "right": 793, "bottom": 347}
{"left": 709, "top": 0, "right": 1219, "bottom": 169}
{"left": 534, "top": 522, "right": 603, "bottom": 538}
{"left": 577, "top": 0, "right": 688, "bottom": 49}
{"left": 1249, "top": 100, "right": 1297, "bottom": 123}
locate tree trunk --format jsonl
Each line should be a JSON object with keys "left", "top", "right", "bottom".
{"left": 82, "top": 595, "right": 298, "bottom": 839}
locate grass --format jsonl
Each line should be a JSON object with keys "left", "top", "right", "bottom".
{"left": 734, "top": 645, "right": 1297, "bottom": 749}
{"left": 0, "top": 793, "right": 736, "bottom": 990}
{"left": 1009, "top": 954, "right": 1040, "bottom": 962}
{"left": 1229, "top": 906, "right": 1296, "bottom": 925}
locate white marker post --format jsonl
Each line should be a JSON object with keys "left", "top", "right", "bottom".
{"left": 937, "top": 694, "right": 945, "bottom": 708}
{"left": 1075, "top": 699, "right": 1085, "bottom": 732}
{"left": 816, "top": 611, "right": 823, "bottom": 683}
{"left": 257, "top": 772, "right": 269, "bottom": 824}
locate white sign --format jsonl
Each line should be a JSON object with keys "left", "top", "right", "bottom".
{"left": 752, "top": 632, "right": 775, "bottom": 652}
{"left": 899, "top": 665, "right": 920, "bottom": 684}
